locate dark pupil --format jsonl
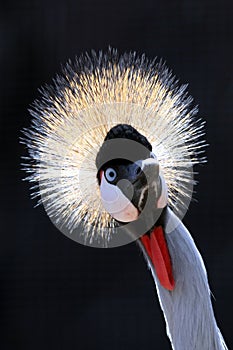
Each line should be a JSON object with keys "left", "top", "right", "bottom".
{"left": 109, "top": 171, "right": 115, "bottom": 178}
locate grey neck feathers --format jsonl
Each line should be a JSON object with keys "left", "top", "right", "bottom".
{"left": 137, "top": 208, "right": 228, "bottom": 350}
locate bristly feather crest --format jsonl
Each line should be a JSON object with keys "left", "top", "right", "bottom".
{"left": 21, "top": 48, "right": 206, "bottom": 243}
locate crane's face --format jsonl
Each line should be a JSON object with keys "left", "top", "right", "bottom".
{"left": 98, "top": 156, "right": 167, "bottom": 223}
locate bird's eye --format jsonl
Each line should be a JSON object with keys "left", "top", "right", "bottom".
{"left": 105, "top": 168, "right": 117, "bottom": 182}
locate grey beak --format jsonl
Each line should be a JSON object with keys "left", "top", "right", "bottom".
{"left": 117, "top": 158, "right": 161, "bottom": 212}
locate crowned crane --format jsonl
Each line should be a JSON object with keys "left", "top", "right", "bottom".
{"left": 22, "top": 48, "right": 228, "bottom": 349}
{"left": 96, "top": 123, "right": 227, "bottom": 350}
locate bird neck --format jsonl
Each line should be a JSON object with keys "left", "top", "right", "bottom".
{"left": 148, "top": 208, "right": 227, "bottom": 350}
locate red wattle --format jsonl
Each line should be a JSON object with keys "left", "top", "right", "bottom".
{"left": 140, "top": 226, "right": 175, "bottom": 291}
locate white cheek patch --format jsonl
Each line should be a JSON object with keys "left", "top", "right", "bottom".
{"left": 100, "top": 175, "right": 139, "bottom": 222}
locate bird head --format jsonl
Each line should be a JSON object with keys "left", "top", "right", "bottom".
{"left": 96, "top": 124, "right": 168, "bottom": 227}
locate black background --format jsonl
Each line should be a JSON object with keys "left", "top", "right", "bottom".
{"left": 1, "top": 0, "right": 233, "bottom": 349}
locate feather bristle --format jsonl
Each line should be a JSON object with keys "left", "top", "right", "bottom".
{"left": 21, "top": 48, "right": 206, "bottom": 243}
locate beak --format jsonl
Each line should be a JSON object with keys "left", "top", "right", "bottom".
{"left": 119, "top": 158, "right": 161, "bottom": 212}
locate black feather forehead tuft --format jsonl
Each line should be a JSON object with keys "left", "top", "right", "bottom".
{"left": 104, "top": 124, "right": 152, "bottom": 150}
{"left": 95, "top": 124, "right": 152, "bottom": 171}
